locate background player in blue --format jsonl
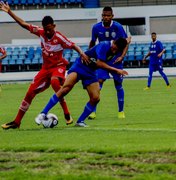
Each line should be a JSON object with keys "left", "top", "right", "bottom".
{"left": 88, "top": 6, "right": 129, "bottom": 120}
{"left": 143, "top": 32, "right": 170, "bottom": 90}
{"left": 35, "top": 38, "right": 128, "bottom": 127}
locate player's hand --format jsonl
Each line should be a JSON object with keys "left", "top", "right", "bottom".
{"left": 117, "top": 69, "right": 128, "bottom": 76}
{"left": 81, "top": 53, "right": 90, "bottom": 65}
{"left": 0, "top": 1, "right": 10, "bottom": 13}
{"left": 126, "top": 36, "right": 132, "bottom": 44}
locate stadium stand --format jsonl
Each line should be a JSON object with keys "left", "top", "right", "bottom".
{"left": 2, "top": 41, "right": 176, "bottom": 72}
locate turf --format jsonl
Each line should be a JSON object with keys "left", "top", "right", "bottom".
{"left": 0, "top": 77, "right": 176, "bottom": 179}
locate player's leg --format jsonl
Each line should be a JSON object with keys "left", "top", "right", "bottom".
{"left": 75, "top": 82, "right": 100, "bottom": 127}
{"left": 158, "top": 68, "right": 170, "bottom": 87}
{"left": 1, "top": 69, "right": 50, "bottom": 129}
{"left": 144, "top": 66, "right": 153, "bottom": 90}
{"left": 114, "top": 79, "right": 125, "bottom": 119}
{"left": 88, "top": 69, "right": 109, "bottom": 120}
{"left": 36, "top": 72, "right": 78, "bottom": 122}
{"left": 50, "top": 76, "right": 73, "bottom": 125}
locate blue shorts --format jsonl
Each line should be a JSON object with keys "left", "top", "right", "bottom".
{"left": 149, "top": 63, "right": 163, "bottom": 72}
{"left": 68, "top": 59, "right": 98, "bottom": 89}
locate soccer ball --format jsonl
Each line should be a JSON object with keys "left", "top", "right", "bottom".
{"left": 42, "top": 113, "right": 58, "bottom": 128}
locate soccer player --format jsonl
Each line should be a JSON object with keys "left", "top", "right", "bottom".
{"left": 143, "top": 32, "right": 170, "bottom": 90}
{"left": 0, "top": 1, "right": 88, "bottom": 129}
{"left": 35, "top": 38, "right": 129, "bottom": 127}
{"left": 0, "top": 45, "right": 7, "bottom": 61}
{"left": 88, "top": 6, "right": 129, "bottom": 120}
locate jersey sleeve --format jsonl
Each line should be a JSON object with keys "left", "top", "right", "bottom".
{"left": 116, "top": 23, "right": 128, "bottom": 38}
{"left": 28, "top": 24, "right": 42, "bottom": 37}
{"left": 56, "top": 32, "right": 75, "bottom": 49}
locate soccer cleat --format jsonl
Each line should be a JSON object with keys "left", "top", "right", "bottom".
{"left": 35, "top": 113, "right": 46, "bottom": 125}
{"left": 75, "top": 122, "right": 88, "bottom": 127}
{"left": 167, "top": 84, "right": 171, "bottom": 88}
{"left": 64, "top": 114, "right": 73, "bottom": 125}
{"left": 118, "top": 111, "right": 125, "bottom": 119}
{"left": 144, "top": 87, "right": 150, "bottom": 90}
{"left": 88, "top": 112, "right": 96, "bottom": 120}
{"left": 1, "top": 121, "right": 19, "bottom": 130}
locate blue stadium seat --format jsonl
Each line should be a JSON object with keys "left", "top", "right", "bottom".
{"left": 41, "top": 0, "right": 47, "bottom": 5}
{"left": 21, "top": 0, "right": 27, "bottom": 5}
{"left": 27, "top": 0, "right": 34, "bottom": 5}
{"left": 55, "top": 0, "right": 63, "bottom": 5}
{"left": 49, "top": 0, "right": 55, "bottom": 4}
{"left": 13, "top": 0, "right": 19, "bottom": 5}
{"left": 33, "top": 0, "right": 40, "bottom": 5}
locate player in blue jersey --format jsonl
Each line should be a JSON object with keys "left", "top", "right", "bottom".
{"left": 143, "top": 32, "right": 170, "bottom": 90}
{"left": 35, "top": 38, "right": 129, "bottom": 127}
{"left": 88, "top": 6, "right": 129, "bottom": 120}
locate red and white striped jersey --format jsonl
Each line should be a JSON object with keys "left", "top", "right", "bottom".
{"left": 28, "top": 24, "right": 75, "bottom": 69}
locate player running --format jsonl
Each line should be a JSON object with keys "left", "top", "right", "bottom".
{"left": 88, "top": 6, "right": 129, "bottom": 120}
{"left": 143, "top": 32, "right": 170, "bottom": 90}
{"left": 35, "top": 38, "right": 129, "bottom": 127}
{"left": 0, "top": 1, "right": 88, "bottom": 129}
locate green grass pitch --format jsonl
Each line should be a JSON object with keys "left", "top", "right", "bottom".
{"left": 0, "top": 77, "right": 176, "bottom": 179}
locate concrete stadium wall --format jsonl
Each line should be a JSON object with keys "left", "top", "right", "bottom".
{"left": 1, "top": 5, "right": 176, "bottom": 44}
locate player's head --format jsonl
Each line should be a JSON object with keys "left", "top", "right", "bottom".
{"left": 111, "top": 38, "right": 127, "bottom": 54}
{"left": 151, "top": 32, "right": 157, "bottom": 42}
{"left": 42, "top": 16, "right": 56, "bottom": 39}
{"left": 102, "top": 6, "right": 113, "bottom": 26}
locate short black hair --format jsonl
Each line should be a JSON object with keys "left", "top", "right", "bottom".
{"left": 151, "top": 32, "right": 156, "bottom": 35}
{"left": 114, "top": 38, "right": 127, "bottom": 52}
{"left": 103, "top": 6, "right": 113, "bottom": 12}
{"left": 42, "top": 16, "right": 54, "bottom": 27}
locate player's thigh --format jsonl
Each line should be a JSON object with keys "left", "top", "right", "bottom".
{"left": 29, "top": 69, "right": 50, "bottom": 93}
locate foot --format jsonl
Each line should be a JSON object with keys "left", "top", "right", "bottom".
{"left": 88, "top": 112, "right": 96, "bottom": 120}
{"left": 118, "top": 111, "right": 125, "bottom": 119}
{"left": 64, "top": 114, "right": 73, "bottom": 125}
{"left": 1, "top": 121, "right": 19, "bottom": 130}
{"left": 75, "top": 122, "right": 88, "bottom": 127}
{"left": 167, "top": 84, "right": 171, "bottom": 88}
{"left": 35, "top": 113, "right": 46, "bottom": 125}
{"left": 144, "top": 87, "right": 150, "bottom": 90}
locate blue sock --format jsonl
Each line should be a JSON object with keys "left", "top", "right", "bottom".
{"left": 117, "top": 88, "right": 124, "bottom": 112}
{"left": 41, "top": 94, "right": 60, "bottom": 114}
{"left": 159, "top": 70, "right": 169, "bottom": 85}
{"left": 77, "top": 102, "right": 96, "bottom": 123}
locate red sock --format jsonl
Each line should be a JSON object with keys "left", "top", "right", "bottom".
{"left": 14, "top": 92, "right": 34, "bottom": 125}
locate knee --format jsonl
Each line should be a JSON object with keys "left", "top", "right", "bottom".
{"left": 90, "top": 94, "right": 100, "bottom": 105}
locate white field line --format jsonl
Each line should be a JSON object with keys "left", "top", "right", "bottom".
{"left": 64, "top": 127, "right": 176, "bottom": 133}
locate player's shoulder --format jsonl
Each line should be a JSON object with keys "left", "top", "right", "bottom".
{"left": 112, "top": 21, "right": 123, "bottom": 27}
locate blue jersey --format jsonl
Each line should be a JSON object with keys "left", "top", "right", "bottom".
{"left": 91, "top": 21, "right": 127, "bottom": 42}
{"left": 149, "top": 40, "right": 164, "bottom": 65}
{"left": 68, "top": 41, "right": 121, "bottom": 88}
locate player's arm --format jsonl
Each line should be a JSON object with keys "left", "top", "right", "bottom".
{"left": 114, "top": 36, "right": 131, "bottom": 64}
{"left": 89, "top": 40, "right": 96, "bottom": 49}
{"left": 158, "top": 48, "right": 165, "bottom": 58}
{"left": 142, "top": 51, "right": 151, "bottom": 63}
{"left": 0, "top": 50, "right": 7, "bottom": 61}
{"left": 97, "top": 60, "right": 128, "bottom": 76}
{"left": 0, "top": 1, "right": 29, "bottom": 30}
{"left": 72, "top": 44, "right": 90, "bottom": 65}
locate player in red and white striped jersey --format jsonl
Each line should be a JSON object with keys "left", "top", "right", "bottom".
{"left": 0, "top": 1, "right": 88, "bottom": 129}
{"left": 0, "top": 45, "right": 7, "bottom": 61}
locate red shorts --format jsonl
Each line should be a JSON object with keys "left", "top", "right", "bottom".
{"left": 28, "top": 66, "right": 66, "bottom": 93}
